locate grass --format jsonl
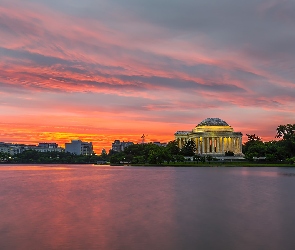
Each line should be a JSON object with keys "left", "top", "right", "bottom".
{"left": 114, "top": 162, "right": 295, "bottom": 167}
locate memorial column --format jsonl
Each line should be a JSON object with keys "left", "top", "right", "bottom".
{"left": 201, "top": 138, "right": 204, "bottom": 154}
{"left": 231, "top": 137, "right": 234, "bottom": 152}
{"left": 217, "top": 137, "right": 220, "bottom": 153}
{"left": 240, "top": 137, "right": 243, "bottom": 154}
{"left": 224, "top": 137, "right": 226, "bottom": 152}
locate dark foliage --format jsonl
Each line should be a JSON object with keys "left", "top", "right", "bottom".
{"left": 1, "top": 150, "right": 102, "bottom": 164}
{"left": 180, "top": 140, "right": 196, "bottom": 156}
{"left": 243, "top": 124, "right": 295, "bottom": 163}
{"left": 110, "top": 142, "right": 185, "bottom": 165}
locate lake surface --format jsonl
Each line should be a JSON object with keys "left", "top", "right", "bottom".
{"left": 0, "top": 165, "right": 295, "bottom": 250}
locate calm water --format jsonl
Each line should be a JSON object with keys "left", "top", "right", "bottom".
{"left": 0, "top": 165, "right": 295, "bottom": 250}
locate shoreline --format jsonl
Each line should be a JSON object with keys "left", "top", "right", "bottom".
{"left": 1, "top": 162, "right": 294, "bottom": 167}
{"left": 110, "top": 162, "right": 295, "bottom": 167}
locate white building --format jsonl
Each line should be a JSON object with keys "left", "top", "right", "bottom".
{"left": 65, "top": 140, "right": 93, "bottom": 155}
{"left": 175, "top": 118, "right": 243, "bottom": 156}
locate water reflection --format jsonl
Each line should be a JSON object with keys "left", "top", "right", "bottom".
{"left": 0, "top": 164, "right": 71, "bottom": 171}
{"left": 0, "top": 166, "right": 295, "bottom": 249}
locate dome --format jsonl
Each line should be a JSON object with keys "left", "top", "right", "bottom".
{"left": 197, "top": 118, "right": 229, "bottom": 127}
{"left": 193, "top": 118, "right": 233, "bottom": 133}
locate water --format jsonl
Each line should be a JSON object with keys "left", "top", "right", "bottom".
{"left": 0, "top": 165, "right": 295, "bottom": 250}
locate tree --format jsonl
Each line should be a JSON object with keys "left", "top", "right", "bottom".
{"left": 110, "top": 152, "right": 125, "bottom": 164}
{"left": 180, "top": 140, "right": 196, "bottom": 156}
{"left": 225, "top": 151, "right": 234, "bottom": 156}
{"left": 166, "top": 140, "right": 180, "bottom": 155}
{"left": 206, "top": 155, "right": 213, "bottom": 163}
{"left": 100, "top": 149, "right": 108, "bottom": 160}
{"left": 174, "top": 154, "right": 185, "bottom": 162}
{"left": 276, "top": 124, "right": 295, "bottom": 158}
{"left": 132, "top": 156, "right": 145, "bottom": 164}
{"left": 246, "top": 134, "right": 262, "bottom": 142}
{"left": 276, "top": 124, "right": 295, "bottom": 140}
{"left": 243, "top": 134, "right": 266, "bottom": 161}
{"left": 193, "top": 154, "right": 202, "bottom": 163}
{"left": 286, "top": 157, "right": 295, "bottom": 164}
{"left": 0, "top": 152, "right": 11, "bottom": 163}
{"left": 148, "top": 146, "right": 173, "bottom": 164}
{"left": 245, "top": 143, "right": 266, "bottom": 161}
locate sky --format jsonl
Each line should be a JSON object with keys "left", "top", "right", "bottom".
{"left": 0, "top": 0, "right": 295, "bottom": 153}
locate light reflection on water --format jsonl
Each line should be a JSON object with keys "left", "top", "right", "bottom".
{"left": 0, "top": 165, "right": 295, "bottom": 250}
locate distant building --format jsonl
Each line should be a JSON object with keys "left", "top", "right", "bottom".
{"left": 0, "top": 142, "right": 22, "bottom": 155}
{"left": 34, "top": 143, "right": 64, "bottom": 153}
{"left": 153, "top": 142, "right": 167, "bottom": 147}
{"left": 111, "top": 140, "right": 134, "bottom": 152}
{"left": 38, "top": 143, "right": 58, "bottom": 148}
{"left": 65, "top": 140, "right": 93, "bottom": 155}
{"left": 0, "top": 142, "right": 64, "bottom": 155}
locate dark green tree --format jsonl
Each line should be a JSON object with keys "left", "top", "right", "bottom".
{"left": 206, "top": 155, "right": 213, "bottom": 163}
{"left": 109, "top": 152, "right": 125, "bottom": 164}
{"left": 174, "top": 154, "right": 185, "bottom": 162}
{"left": 276, "top": 124, "right": 295, "bottom": 157}
{"left": 193, "top": 154, "right": 202, "bottom": 163}
{"left": 243, "top": 134, "right": 266, "bottom": 161}
{"left": 0, "top": 152, "right": 11, "bottom": 163}
{"left": 166, "top": 140, "right": 180, "bottom": 155}
{"left": 180, "top": 140, "right": 196, "bottom": 156}
{"left": 276, "top": 124, "right": 295, "bottom": 140}
{"left": 225, "top": 151, "right": 234, "bottom": 156}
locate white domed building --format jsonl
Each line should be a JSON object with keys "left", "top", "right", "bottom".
{"left": 175, "top": 118, "right": 243, "bottom": 156}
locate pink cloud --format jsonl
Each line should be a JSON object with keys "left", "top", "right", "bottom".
{"left": 0, "top": 0, "right": 294, "bottom": 151}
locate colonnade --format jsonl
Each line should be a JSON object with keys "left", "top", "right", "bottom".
{"left": 178, "top": 136, "right": 242, "bottom": 155}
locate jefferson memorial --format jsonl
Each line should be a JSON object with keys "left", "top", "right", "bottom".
{"left": 175, "top": 118, "right": 243, "bottom": 156}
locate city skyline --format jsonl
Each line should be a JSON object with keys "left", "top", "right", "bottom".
{"left": 1, "top": 0, "right": 294, "bottom": 152}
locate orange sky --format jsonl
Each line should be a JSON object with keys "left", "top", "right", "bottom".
{"left": 1, "top": 0, "right": 294, "bottom": 153}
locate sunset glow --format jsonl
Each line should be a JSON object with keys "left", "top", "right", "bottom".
{"left": 1, "top": 0, "right": 294, "bottom": 152}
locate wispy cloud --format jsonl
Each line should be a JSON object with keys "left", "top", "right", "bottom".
{"left": 0, "top": 0, "right": 294, "bottom": 151}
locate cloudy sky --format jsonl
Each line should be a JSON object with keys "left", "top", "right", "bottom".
{"left": 1, "top": 0, "right": 294, "bottom": 152}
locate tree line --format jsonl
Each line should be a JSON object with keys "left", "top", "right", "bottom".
{"left": 109, "top": 140, "right": 220, "bottom": 165}
{"left": 0, "top": 150, "right": 104, "bottom": 164}
{"left": 243, "top": 124, "right": 295, "bottom": 163}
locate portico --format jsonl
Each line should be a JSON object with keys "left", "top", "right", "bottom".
{"left": 175, "top": 118, "right": 243, "bottom": 156}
